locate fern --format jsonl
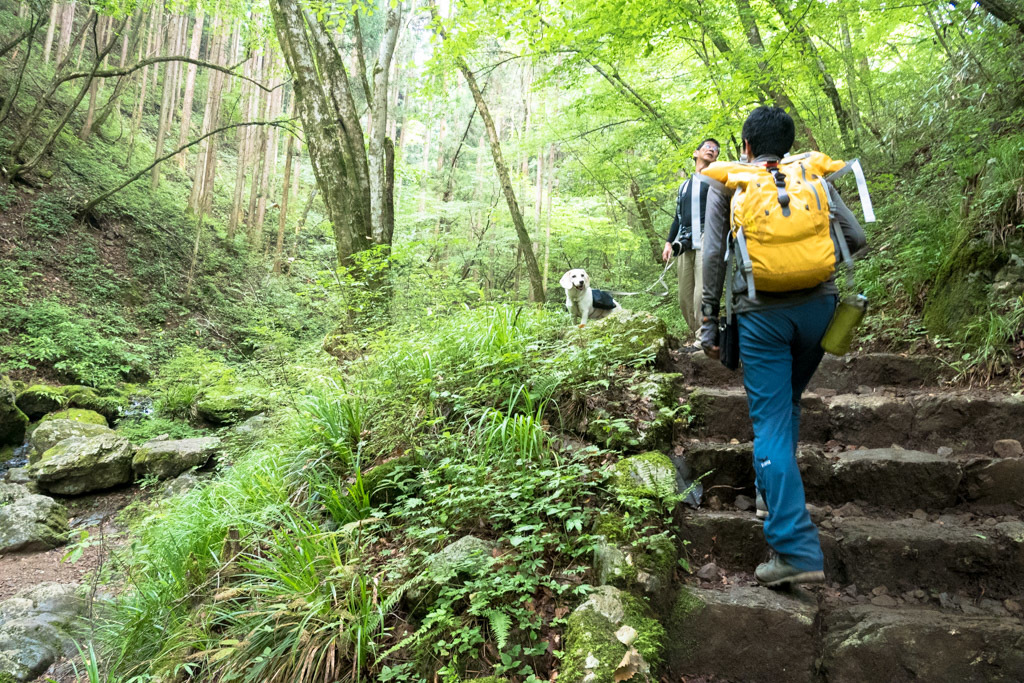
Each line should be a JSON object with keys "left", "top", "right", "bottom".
{"left": 485, "top": 609, "right": 512, "bottom": 650}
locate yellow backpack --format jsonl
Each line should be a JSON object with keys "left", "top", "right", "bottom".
{"left": 695, "top": 151, "right": 873, "bottom": 297}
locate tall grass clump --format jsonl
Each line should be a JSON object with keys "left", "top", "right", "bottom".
{"left": 99, "top": 421, "right": 304, "bottom": 678}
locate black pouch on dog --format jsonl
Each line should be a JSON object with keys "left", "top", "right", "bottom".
{"left": 591, "top": 288, "right": 617, "bottom": 310}
{"left": 719, "top": 314, "right": 740, "bottom": 371}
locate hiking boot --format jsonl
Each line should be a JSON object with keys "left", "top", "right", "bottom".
{"left": 755, "top": 490, "right": 768, "bottom": 519}
{"left": 755, "top": 555, "right": 825, "bottom": 588}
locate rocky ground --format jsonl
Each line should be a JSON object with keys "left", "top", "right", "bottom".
{"left": 559, "top": 351, "right": 1024, "bottom": 682}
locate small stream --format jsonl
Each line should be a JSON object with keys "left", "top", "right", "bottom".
{"left": 1, "top": 441, "right": 32, "bottom": 477}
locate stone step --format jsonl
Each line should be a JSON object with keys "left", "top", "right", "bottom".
{"left": 666, "top": 584, "right": 1024, "bottom": 682}
{"left": 674, "top": 351, "right": 949, "bottom": 392}
{"left": 677, "top": 510, "right": 1024, "bottom": 599}
{"left": 684, "top": 387, "right": 1024, "bottom": 454}
{"left": 676, "top": 444, "right": 1024, "bottom": 510}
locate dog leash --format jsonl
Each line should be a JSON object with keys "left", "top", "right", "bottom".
{"left": 608, "top": 256, "right": 676, "bottom": 298}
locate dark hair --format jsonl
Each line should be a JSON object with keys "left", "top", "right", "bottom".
{"left": 696, "top": 138, "right": 721, "bottom": 151}
{"left": 741, "top": 106, "right": 795, "bottom": 158}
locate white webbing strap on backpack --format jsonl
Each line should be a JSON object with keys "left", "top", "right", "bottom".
{"left": 690, "top": 174, "right": 729, "bottom": 249}
{"left": 826, "top": 159, "right": 875, "bottom": 223}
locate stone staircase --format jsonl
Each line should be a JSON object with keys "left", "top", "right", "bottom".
{"left": 664, "top": 352, "right": 1024, "bottom": 682}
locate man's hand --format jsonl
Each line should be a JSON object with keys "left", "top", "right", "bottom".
{"left": 699, "top": 317, "right": 720, "bottom": 359}
{"left": 662, "top": 242, "right": 673, "bottom": 262}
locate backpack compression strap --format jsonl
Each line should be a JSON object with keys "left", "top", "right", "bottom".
{"left": 690, "top": 173, "right": 729, "bottom": 248}
{"left": 826, "top": 159, "right": 875, "bottom": 223}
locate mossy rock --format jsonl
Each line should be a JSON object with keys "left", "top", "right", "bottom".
{"left": 15, "top": 385, "right": 65, "bottom": 420}
{"left": 584, "top": 310, "right": 674, "bottom": 365}
{"left": 0, "top": 377, "right": 29, "bottom": 447}
{"left": 28, "top": 433, "right": 134, "bottom": 495}
{"left": 611, "top": 452, "right": 677, "bottom": 501}
{"left": 363, "top": 451, "right": 426, "bottom": 506}
{"left": 193, "top": 385, "right": 269, "bottom": 425}
{"left": 63, "top": 386, "right": 124, "bottom": 422}
{"left": 594, "top": 530, "right": 678, "bottom": 605}
{"left": 922, "top": 238, "right": 1010, "bottom": 340}
{"left": 466, "top": 678, "right": 510, "bottom": 683}
{"left": 28, "top": 420, "right": 113, "bottom": 464}
{"left": 39, "top": 409, "right": 108, "bottom": 427}
{"left": 560, "top": 585, "right": 665, "bottom": 683}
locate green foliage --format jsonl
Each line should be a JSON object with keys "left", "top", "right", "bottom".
{"left": 116, "top": 416, "right": 204, "bottom": 445}
{"left": 0, "top": 299, "right": 148, "bottom": 387}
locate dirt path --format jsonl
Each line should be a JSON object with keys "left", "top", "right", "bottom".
{"left": 0, "top": 487, "right": 142, "bottom": 601}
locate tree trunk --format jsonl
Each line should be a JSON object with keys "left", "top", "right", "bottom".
{"left": 79, "top": 15, "right": 109, "bottom": 140}
{"left": 542, "top": 144, "right": 554, "bottom": 289}
{"left": 89, "top": 11, "right": 145, "bottom": 136}
{"left": 228, "top": 54, "right": 255, "bottom": 240}
{"left": 268, "top": 0, "right": 374, "bottom": 266}
{"left": 629, "top": 179, "right": 663, "bottom": 264}
{"left": 733, "top": 0, "right": 817, "bottom": 149}
{"left": 10, "top": 14, "right": 125, "bottom": 179}
{"left": 42, "top": 2, "right": 59, "bottom": 63}
{"left": 433, "top": 11, "right": 543, "bottom": 301}
{"left": 253, "top": 55, "right": 280, "bottom": 246}
{"left": 246, "top": 53, "right": 269, "bottom": 244}
{"left": 151, "top": 14, "right": 182, "bottom": 189}
{"left": 367, "top": 0, "right": 402, "bottom": 247}
{"left": 126, "top": 7, "right": 153, "bottom": 167}
{"left": 56, "top": 1, "right": 75, "bottom": 64}
{"left": 839, "top": 14, "right": 863, "bottom": 148}
{"left": 189, "top": 14, "right": 225, "bottom": 213}
{"left": 175, "top": 9, "right": 205, "bottom": 169}
{"left": 273, "top": 99, "right": 296, "bottom": 273}
{"left": 766, "top": 0, "right": 852, "bottom": 151}
{"left": 976, "top": 0, "right": 1024, "bottom": 35}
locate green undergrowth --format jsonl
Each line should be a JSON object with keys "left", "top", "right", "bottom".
{"left": 98, "top": 304, "right": 680, "bottom": 682}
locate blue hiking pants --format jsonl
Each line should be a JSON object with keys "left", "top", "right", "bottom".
{"left": 737, "top": 295, "right": 837, "bottom": 572}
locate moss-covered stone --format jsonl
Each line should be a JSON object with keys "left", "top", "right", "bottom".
{"left": 560, "top": 585, "right": 666, "bottom": 683}
{"left": 0, "top": 377, "right": 29, "bottom": 447}
{"left": 585, "top": 310, "right": 674, "bottom": 366}
{"left": 39, "top": 409, "right": 107, "bottom": 427}
{"left": 194, "top": 384, "right": 269, "bottom": 425}
{"left": 923, "top": 238, "right": 1010, "bottom": 340}
{"left": 593, "top": 512, "right": 629, "bottom": 545}
{"left": 28, "top": 433, "right": 134, "bottom": 495}
{"left": 14, "top": 385, "right": 65, "bottom": 420}
{"left": 663, "top": 587, "right": 706, "bottom": 664}
{"left": 611, "top": 451, "right": 677, "bottom": 501}
{"left": 63, "top": 386, "right": 124, "bottom": 422}
{"left": 28, "top": 420, "right": 113, "bottom": 464}
{"left": 132, "top": 436, "right": 220, "bottom": 480}
{"left": 0, "top": 483, "right": 69, "bottom": 553}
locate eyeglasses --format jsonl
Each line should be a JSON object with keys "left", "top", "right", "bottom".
{"left": 701, "top": 145, "right": 720, "bottom": 155}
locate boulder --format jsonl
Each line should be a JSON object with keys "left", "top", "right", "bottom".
{"left": 821, "top": 605, "right": 1024, "bottom": 682}
{"left": 14, "top": 386, "right": 65, "bottom": 420}
{"left": 0, "top": 483, "right": 69, "bottom": 553}
{"left": 194, "top": 385, "right": 268, "bottom": 425}
{"left": 28, "top": 433, "right": 134, "bottom": 495}
{"left": 28, "top": 420, "right": 113, "bottom": 464}
{"left": 560, "top": 585, "right": 665, "bottom": 683}
{"left": 666, "top": 585, "right": 818, "bottom": 682}
{"left": 0, "top": 377, "right": 29, "bottom": 447}
{"left": 610, "top": 451, "right": 677, "bottom": 501}
{"left": 62, "top": 385, "right": 123, "bottom": 422}
{"left": 39, "top": 409, "right": 107, "bottom": 427}
{"left": 593, "top": 532, "right": 677, "bottom": 603}
{"left": 0, "top": 583, "right": 87, "bottom": 682}
{"left": 585, "top": 309, "right": 674, "bottom": 366}
{"left": 362, "top": 452, "right": 426, "bottom": 506}
{"left": 132, "top": 436, "right": 221, "bottom": 480}
{"left": 424, "top": 535, "right": 496, "bottom": 580}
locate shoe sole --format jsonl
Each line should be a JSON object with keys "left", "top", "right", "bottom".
{"left": 755, "top": 510, "right": 768, "bottom": 519}
{"left": 757, "top": 569, "right": 825, "bottom": 587}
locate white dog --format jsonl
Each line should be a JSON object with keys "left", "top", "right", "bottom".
{"left": 560, "top": 268, "right": 621, "bottom": 325}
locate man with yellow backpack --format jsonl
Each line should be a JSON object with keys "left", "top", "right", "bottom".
{"left": 698, "top": 106, "right": 868, "bottom": 587}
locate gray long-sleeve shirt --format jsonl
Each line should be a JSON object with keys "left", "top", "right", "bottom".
{"left": 701, "top": 155, "right": 868, "bottom": 316}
